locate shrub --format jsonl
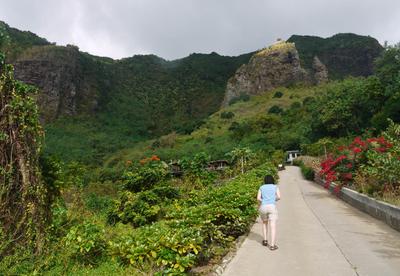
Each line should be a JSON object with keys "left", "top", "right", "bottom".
{"left": 290, "top": 101, "right": 301, "bottom": 109}
{"left": 123, "top": 156, "right": 169, "bottom": 192}
{"left": 301, "top": 164, "right": 315, "bottom": 181}
{"left": 320, "top": 124, "right": 399, "bottom": 195}
{"left": 229, "top": 93, "right": 250, "bottom": 105}
{"left": 84, "top": 193, "right": 114, "bottom": 213}
{"left": 302, "top": 96, "right": 315, "bottom": 106}
{"left": 204, "top": 136, "right": 213, "bottom": 144}
{"left": 293, "top": 160, "right": 315, "bottom": 181}
{"left": 273, "top": 91, "right": 283, "bottom": 98}
{"left": 107, "top": 186, "right": 180, "bottom": 227}
{"left": 151, "top": 140, "right": 161, "bottom": 149}
{"left": 220, "top": 111, "right": 235, "bottom": 119}
{"left": 180, "top": 152, "right": 216, "bottom": 187}
{"left": 64, "top": 222, "right": 106, "bottom": 265}
{"left": 176, "top": 120, "right": 205, "bottom": 135}
{"left": 268, "top": 105, "right": 284, "bottom": 114}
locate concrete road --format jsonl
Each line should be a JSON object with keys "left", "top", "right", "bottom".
{"left": 223, "top": 166, "right": 400, "bottom": 276}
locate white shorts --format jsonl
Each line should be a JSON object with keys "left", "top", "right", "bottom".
{"left": 259, "top": 204, "right": 278, "bottom": 221}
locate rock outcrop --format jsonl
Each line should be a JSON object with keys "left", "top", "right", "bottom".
{"left": 13, "top": 45, "right": 99, "bottom": 122}
{"left": 288, "top": 33, "right": 383, "bottom": 79}
{"left": 312, "top": 56, "right": 328, "bottom": 84}
{"left": 222, "top": 42, "right": 309, "bottom": 106}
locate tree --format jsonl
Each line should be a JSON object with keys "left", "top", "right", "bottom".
{"left": 0, "top": 53, "right": 49, "bottom": 254}
{"left": 228, "top": 147, "right": 253, "bottom": 174}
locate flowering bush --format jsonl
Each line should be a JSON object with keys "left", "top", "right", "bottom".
{"left": 123, "top": 155, "right": 169, "bottom": 192}
{"left": 319, "top": 133, "right": 395, "bottom": 193}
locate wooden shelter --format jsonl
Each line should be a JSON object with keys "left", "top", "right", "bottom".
{"left": 169, "top": 161, "right": 183, "bottom": 176}
{"left": 207, "top": 160, "right": 229, "bottom": 171}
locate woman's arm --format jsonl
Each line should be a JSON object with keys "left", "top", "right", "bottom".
{"left": 257, "top": 189, "right": 262, "bottom": 205}
{"left": 276, "top": 187, "right": 281, "bottom": 201}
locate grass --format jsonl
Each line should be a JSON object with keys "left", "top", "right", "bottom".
{"left": 255, "top": 41, "right": 296, "bottom": 57}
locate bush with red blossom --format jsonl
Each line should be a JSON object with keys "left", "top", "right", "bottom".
{"left": 319, "top": 135, "right": 394, "bottom": 193}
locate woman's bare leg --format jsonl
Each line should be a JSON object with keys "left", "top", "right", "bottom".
{"left": 262, "top": 220, "right": 268, "bottom": 241}
{"left": 269, "top": 220, "right": 276, "bottom": 246}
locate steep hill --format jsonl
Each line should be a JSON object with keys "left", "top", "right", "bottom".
{"left": 223, "top": 35, "right": 383, "bottom": 105}
{"left": 288, "top": 33, "right": 383, "bottom": 79}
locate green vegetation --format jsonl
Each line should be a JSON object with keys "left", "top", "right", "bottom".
{"left": 0, "top": 152, "right": 276, "bottom": 274}
{"left": 228, "top": 93, "right": 251, "bottom": 105}
{"left": 273, "top": 91, "right": 284, "bottom": 98}
{"left": 0, "top": 21, "right": 50, "bottom": 61}
{"left": 288, "top": 33, "right": 383, "bottom": 79}
{"left": 0, "top": 53, "right": 50, "bottom": 254}
{"left": 220, "top": 111, "right": 235, "bottom": 119}
{"left": 293, "top": 160, "right": 315, "bottom": 181}
{"left": 41, "top": 51, "right": 253, "bottom": 163}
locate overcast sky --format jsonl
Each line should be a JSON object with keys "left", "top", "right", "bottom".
{"left": 1, "top": 0, "right": 399, "bottom": 60}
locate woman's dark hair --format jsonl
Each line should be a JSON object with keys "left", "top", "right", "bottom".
{"left": 264, "top": 175, "right": 275, "bottom": 184}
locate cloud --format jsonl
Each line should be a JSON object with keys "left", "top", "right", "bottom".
{"left": 0, "top": 0, "right": 399, "bottom": 59}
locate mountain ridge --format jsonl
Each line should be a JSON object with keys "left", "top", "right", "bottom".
{"left": 0, "top": 20, "right": 385, "bottom": 162}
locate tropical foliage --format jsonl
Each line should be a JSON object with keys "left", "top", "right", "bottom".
{"left": 0, "top": 54, "right": 51, "bottom": 254}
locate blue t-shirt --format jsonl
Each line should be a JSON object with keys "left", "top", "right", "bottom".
{"left": 259, "top": 184, "right": 277, "bottom": 205}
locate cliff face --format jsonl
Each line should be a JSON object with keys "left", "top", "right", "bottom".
{"left": 222, "top": 42, "right": 311, "bottom": 106}
{"left": 312, "top": 56, "right": 328, "bottom": 84}
{"left": 222, "top": 33, "right": 383, "bottom": 106}
{"left": 288, "top": 33, "right": 383, "bottom": 79}
{"left": 13, "top": 45, "right": 95, "bottom": 122}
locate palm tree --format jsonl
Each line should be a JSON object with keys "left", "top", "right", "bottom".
{"left": 228, "top": 147, "right": 253, "bottom": 174}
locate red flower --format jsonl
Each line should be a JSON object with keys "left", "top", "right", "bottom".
{"left": 346, "top": 163, "right": 353, "bottom": 169}
{"left": 352, "top": 147, "right": 362, "bottom": 154}
{"left": 150, "top": 155, "right": 160, "bottom": 161}
{"left": 342, "top": 173, "right": 353, "bottom": 180}
{"left": 352, "top": 137, "right": 367, "bottom": 148}
{"left": 338, "top": 145, "right": 346, "bottom": 151}
{"left": 375, "top": 147, "right": 386, "bottom": 153}
{"left": 139, "top": 158, "right": 147, "bottom": 165}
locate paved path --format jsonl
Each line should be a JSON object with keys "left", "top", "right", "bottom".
{"left": 223, "top": 166, "right": 400, "bottom": 276}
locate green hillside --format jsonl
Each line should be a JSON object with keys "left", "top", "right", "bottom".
{"left": 0, "top": 21, "right": 255, "bottom": 162}
{"left": 0, "top": 21, "right": 385, "bottom": 164}
{"left": 103, "top": 41, "right": 400, "bottom": 177}
{"left": 42, "top": 51, "right": 253, "bottom": 163}
{"left": 105, "top": 85, "right": 317, "bottom": 166}
{"left": 288, "top": 33, "right": 383, "bottom": 79}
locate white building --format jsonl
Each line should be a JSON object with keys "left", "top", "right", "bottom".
{"left": 286, "top": 150, "right": 300, "bottom": 163}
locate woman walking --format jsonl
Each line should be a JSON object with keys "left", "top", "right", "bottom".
{"left": 257, "top": 175, "right": 281, "bottom": 250}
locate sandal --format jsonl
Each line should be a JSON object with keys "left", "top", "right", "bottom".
{"left": 269, "top": 245, "right": 279, "bottom": 251}
{"left": 262, "top": 240, "right": 269, "bottom": 246}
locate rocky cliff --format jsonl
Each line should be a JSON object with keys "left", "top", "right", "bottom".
{"left": 222, "top": 33, "right": 383, "bottom": 106}
{"left": 222, "top": 41, "right": 312, "bottom": 106}
{"left": 288, "top": 33, "right": 383, "bottom": 79}
{"left": 13, "top": 45, "right": 100, "bottom": 122}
